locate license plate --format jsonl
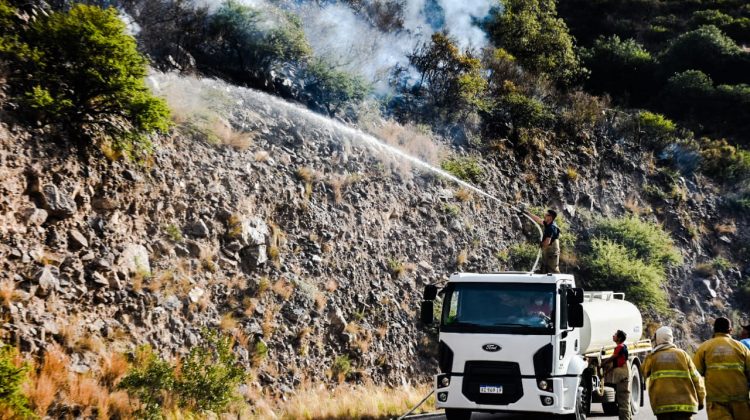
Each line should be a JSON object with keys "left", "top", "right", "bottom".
{"left": 479, "top": 385, "right": 503, "bottom": 394}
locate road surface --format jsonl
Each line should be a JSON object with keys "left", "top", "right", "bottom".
{"left": 410, "top": 394, "right": 708, "bottom": 419}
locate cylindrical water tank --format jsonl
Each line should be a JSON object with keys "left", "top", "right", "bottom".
{"left": 579, "top": 294, "right": 643, "bottom": 355}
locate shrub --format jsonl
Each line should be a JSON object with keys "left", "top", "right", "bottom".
{"left": 0, "top": 345, "right": 33, "bottom": 418}
{"left": 582, "top": 35, "right": 655, "bottom": 102}
{"left": 204, "top": 1, "right": 311, "bottom": 70}
{"left": 584, "top": 238, "right": 668, "bottom": 314}
{"left": 4, "top": 4, "right": 170, "bottom": 159}
{"left": 119, "top": 331, "right": 244, "bottom": 416}
{"left": 440, "top": 157, "right": 484, "bottom": 183}
{"left": 593, "top": 215, "right": 682, "bottom": 266}
{"left": 659, "top": 25, "right": 744, "bottom": 84}
{"left": 304, "top": 59, "right": 370, "bottom": 114}
{"left": 486, "top": 0, "right": 583, "bottom": 84}
{"left": 507, "top": 242, "right": 539, "bottom": 272}
{"left": 331, "top": 355, "right": 353, "bottom": 383}
{"left": 117, "top": 346, "right": 174, "bottom": 419}
{"left": 174, "top": 331, "right": 244, "bottom": 412}
{"left": 409, "top": 32, "right": 487, "bottom": 111}
{"left": 498, "top": 92, "right": 556, "bottom": 130}
{"left": 699, "top": 138, "right": 750, "bottom": 182}
{"left": 636, "top": 111, "right": 676, "bottom": 147}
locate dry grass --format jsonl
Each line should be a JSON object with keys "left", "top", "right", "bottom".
{"left": 296, "top": 166, "right": 317, "bottom": 183}
{"left": 454, "top": 188, "right": 472, "bottom": 202}
{"left": 0, "top": 279, "right": 17, "bottom": 308}
{"left": 267, "top": 383, "right": 435, "bottom": 419}
{"left": 325, "top": 279, "right": 338, "bottom": 292}
{"left": 456, "top": 249, "right": 468, "bottom": 267}
{"left": 220, "top": 313, "right": 238, "bottom": 332}
{"left": 74, "top": 333, "right": 106, "bottom": 355}
{"left": 254, "top": 150, "right": 270, "bottom": 162}
{"left": 714, "top": 223, "right": 737, "bottom": 235}
{"left": 99, "top": 351, "right": 128, "bottom": 388}
{"left": 565, "top": 167, "right": 579, "bottom": 181}
{"left": 262, "top": 303, "right": 279, "bottom": 338}
{"left": 327, "top": 174, "right": 350, "bottom": 205}
{"left": 271, "top": 279, "right": 294, "bottom": 300}
{"left": 243, "top": 296, "right": 259, "bottom": 317}
{"left": 210, "top": 118, "right": 254, "bottom": 150}
{"left": 314, "top": 293, "right": 327, "bottom": 312}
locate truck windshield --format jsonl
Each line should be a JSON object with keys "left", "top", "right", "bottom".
{"left": 441, "top": 282, "right": 555, "bottom": 334}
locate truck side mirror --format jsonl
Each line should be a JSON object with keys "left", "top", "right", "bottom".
{"left": 566, "top": 288, "right": 584, "bottom": 328}
{"left": 420, "top": 301, "right": 434, "bottom": 325}
{"left": 423, "top": 284, "right": 438, "bottom": 301}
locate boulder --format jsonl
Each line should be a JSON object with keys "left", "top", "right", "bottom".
{"left": 117, "top": 244, "right": 150, "bottom": 275}
{"left": 40, "top": 185, "right": 77, "bottom": 218}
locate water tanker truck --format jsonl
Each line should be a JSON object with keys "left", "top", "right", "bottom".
{"left": 420, "top": 272, "right": 652, "bottom": 420}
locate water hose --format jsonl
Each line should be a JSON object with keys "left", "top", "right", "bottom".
{"left": 396, "top": 389, "right": 434, "bottom": 420}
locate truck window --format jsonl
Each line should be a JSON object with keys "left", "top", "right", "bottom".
{"left": 440, "top": 282, "right": 555, "bottom": 334}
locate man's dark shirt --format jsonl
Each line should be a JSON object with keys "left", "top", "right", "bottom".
{"left": 542, "top": 221, "right": 560, "bottom": 242}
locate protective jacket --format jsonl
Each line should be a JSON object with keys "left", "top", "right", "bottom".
{"left": 693, "top": 333, "right": 750, "bottom": 403}
{"left": 642, "top": 344, "right": 705, "bottom": 414}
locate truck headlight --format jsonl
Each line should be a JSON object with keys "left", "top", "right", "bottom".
{"left": 440, "top": 376, "right": 450, "bottom": 387}
{"left": 541, "top": 396, "right": 554, "bottom": 406}
{"left": 438, "top": 392, "right": 448, "bottom": 402}
{"left": 537, "top": 379, "right": 553, "bottom": 392}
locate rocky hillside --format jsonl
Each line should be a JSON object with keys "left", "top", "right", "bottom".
{"left": 1, "top": 72, "right": 748, "bottom": 404}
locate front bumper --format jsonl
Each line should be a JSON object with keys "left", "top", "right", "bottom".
{"left": 434, "top": 375, "right": 576, "bottom": 415}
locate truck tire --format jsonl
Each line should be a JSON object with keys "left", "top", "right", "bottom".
{"left": 445, "top": 408, "right": 472, "bottom": 420}
{"left": 563, "top": 385, "right": 587, "bottom": 420}
{"left": 630, "top": 362, "right": 642, "bottom": 415}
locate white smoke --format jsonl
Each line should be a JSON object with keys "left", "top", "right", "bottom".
{"left": 187, "top": 0, "right": 496, "bottom": 89}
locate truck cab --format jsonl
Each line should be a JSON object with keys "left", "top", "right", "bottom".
{"left": 420, "top": 272, "right": 648, "bottom": 420}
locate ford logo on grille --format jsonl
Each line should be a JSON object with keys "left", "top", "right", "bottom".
{"left": 482, "top": 343, "right": 502, "bottom": 352}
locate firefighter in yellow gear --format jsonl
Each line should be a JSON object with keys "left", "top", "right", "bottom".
{"left": 643, "top": 326, "right": 705, "bottom": 420}
{"left": 693, "top": 317, "right": 750, "bottom": 420}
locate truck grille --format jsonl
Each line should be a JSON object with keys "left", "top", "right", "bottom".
{"left": 461, "top": 361, "right": 523, "bottom": 405}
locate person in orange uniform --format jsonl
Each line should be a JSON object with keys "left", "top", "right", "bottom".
{"left": 693, "top": 317, "right": 750, "bottom": 420}
{"left": 603, "top": 330, "right": 631, "bottom": 420}
{"left": 643, "top": 326, "right": 705, "bottom": 419}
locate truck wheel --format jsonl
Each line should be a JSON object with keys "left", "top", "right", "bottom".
{"left": 630, "top": 363, "right": 642, "bottom": 415}
{"left": 564, "top": 385, "right": 587, "bottom": 420}
{"left": 445, "top": 408, "right": 472, "bottom": 420}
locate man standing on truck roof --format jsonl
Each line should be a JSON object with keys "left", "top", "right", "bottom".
{"left": 643, "top": 326, "right": 706, "bottom": 420}
{"left": 524, "top": 208, "right": 560, "bottom": 273}
{"left": 693, "top": 317, "right": 750, "bottom": 420}
{"left": 603, "top": 330, "right": 632, "bottom": 420}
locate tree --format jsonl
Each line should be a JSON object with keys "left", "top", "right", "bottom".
{"left": 4, "top": 3, "right": 170, "bottom": 159}
{"left": 304, "top": 58, "right": 370, "bottom": 115}
{"left": 485, "top": 0, "right": 583, "bottom": 84}
{"left": 409, "top": 32, "right": 487, "bottom": 111}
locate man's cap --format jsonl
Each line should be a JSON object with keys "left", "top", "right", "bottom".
{"left": 742, "top": 324, "right": 750, "bottom": 331}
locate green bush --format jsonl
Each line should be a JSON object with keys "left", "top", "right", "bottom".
{"left": 3, "top": 4, "right": 170, "bottom": 159}
{"left": 499, "top": 92, "right": 556, "bottom": 130}
{"left": 0, "top": 344, "right": 33, "bottom": 419}
{"left": 440, "top": 156, "right": 484, "bottom": 183}
{"left": 119, "top": 331, "right": 244, "bottom": 417}
{"left": 593, "top": 215, "right": 682, "bottom": 266}
{"left": 699, "top": 138, "right": 750, "bottom": 182}
{"left": 507, "top": 242, "right": 539, "bottom": 272}
{"left": 660, "top": 25, "right": 744, "bottom": 84}
{"left": 409, "top": 32, "right": 487, "bottom": 111}
{"left": 486, "top": 0, "right": 583, "bottom": 84}
{"left": 206, "top": 1, "right": 311, "bottom": 68}
{"left": 174, "top": 331, "right": 244, "bottom": 412}
{"left": 304, "top": 59, "right": 370, "bottom": 114}
{"left": 636, "top": 111, "right": 677, "bottom": 147}
{"left": 584, "top": 238, "right": 668, "bottom": 314}
{"left": 582, "top": 35, "right": 655, "bottom": 102}
{"left": 118, "top": 346, "right": 175, "bottom": 419}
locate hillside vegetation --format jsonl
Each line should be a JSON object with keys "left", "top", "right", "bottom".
{"left": 0, "top": 0, "right": 748, "bottom": 418}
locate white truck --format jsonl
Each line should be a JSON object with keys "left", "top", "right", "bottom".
{"left": 420, "top": 272, "right": 652, "bottom": 420}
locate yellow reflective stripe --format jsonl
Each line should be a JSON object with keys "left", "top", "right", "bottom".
{"left": 691, "top": 370, "right": 700, "bottom": 378}
{"left": 653, "top": 404, "right": 698, "bottom": 414}
{"left": 650, "top": 370, "right": 691, "bottom": 379}
{"left": 706, "top": 362, "right": 744, "bottom": 371}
